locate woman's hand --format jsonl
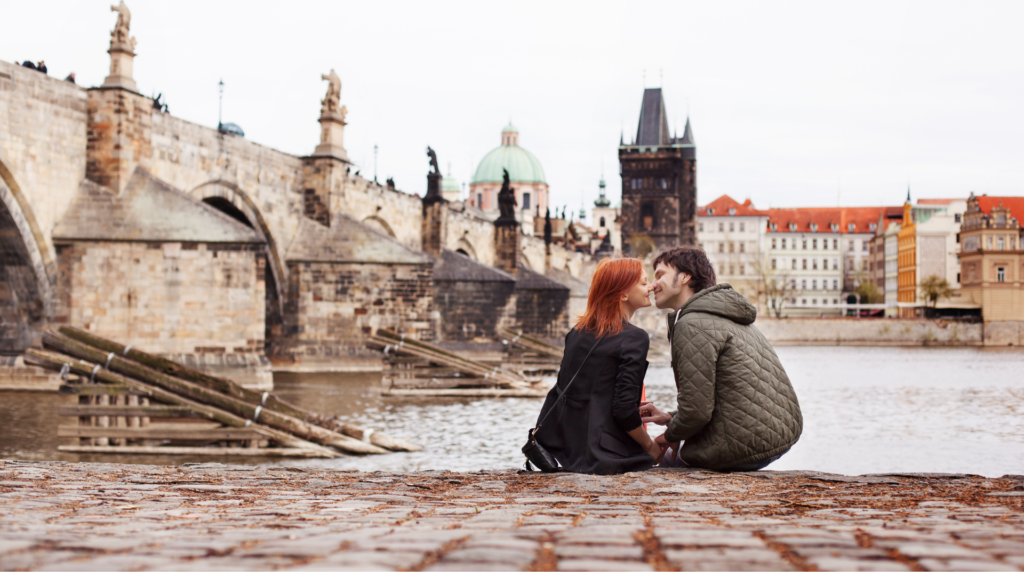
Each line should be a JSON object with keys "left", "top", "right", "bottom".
{"left": 639, "top": 401, "right": 671, "bottom": 425}
{"left": 644, "top": 439, "right": 664, "bottom": 462}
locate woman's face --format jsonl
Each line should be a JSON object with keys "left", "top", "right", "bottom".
{"left": 622, "top": 270, "right": 654, "bottom": 310}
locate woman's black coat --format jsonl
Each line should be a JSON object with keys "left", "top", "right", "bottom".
{"left": 532, "top": 321, "right": 654, "bottom": 475}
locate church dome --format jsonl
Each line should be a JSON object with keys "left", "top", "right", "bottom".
{"left": 441, "top": 173, "right": 459, "bottom": 193}
{"left": 471, "top": 125, "right": 547, "bottom": 185}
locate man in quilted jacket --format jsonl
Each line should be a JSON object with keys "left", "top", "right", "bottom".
{"left": 640, "top": 247, "right": 803, "bottom": 471}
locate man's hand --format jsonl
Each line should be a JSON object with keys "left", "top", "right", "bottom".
{"left": 640, "top": 401, "right": 671, "bottom": 425}
{"left": 644, "top": 439, "right": 664, "bottom": 462}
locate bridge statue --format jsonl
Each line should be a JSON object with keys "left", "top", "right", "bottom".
{"left": 321, "top": 69, "right": 343, "bottom": 117}
{"left": 110, "top": 1, "right": 135, "bottom": 50}
{"left": 426, "top": 147, "right": 440, "bottom": 175}
{"left": 497, "top": 168, "right": 517, "bottom": 220}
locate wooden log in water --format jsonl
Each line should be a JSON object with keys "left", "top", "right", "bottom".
{"left": 498, "top": 327, "right": 564, "bottom": 358}
{"left": 57, "top": 326, "right": 418, "bottom": 453}
{"left": 58, "top": 405, "right": 200, "bottom": 418}
{"left": 25, "top": 348, "right": 338, "bottom": 458}
{"left": 58, "top": 425, "right": 268, "bottom": 441}
{"left": 40, "top": 332, "right": 388, "bottom": 455}
{"left": 369, "top": 332, "right": 525, "bottom": 386}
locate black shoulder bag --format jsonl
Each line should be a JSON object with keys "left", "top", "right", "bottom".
{"left": 522, "top": 336, "right": 602, "bottom": 472}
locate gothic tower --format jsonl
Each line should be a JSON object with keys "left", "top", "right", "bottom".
{"left": 618, "top": 88, "right": 697, "bottom": 253}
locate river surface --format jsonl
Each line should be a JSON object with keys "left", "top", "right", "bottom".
{"left": 1, "top": 347, "right": 1022, "bottom": 477}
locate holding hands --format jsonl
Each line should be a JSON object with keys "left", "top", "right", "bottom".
{"left": 639, "top": 402, "right": 680, "bottom": 465}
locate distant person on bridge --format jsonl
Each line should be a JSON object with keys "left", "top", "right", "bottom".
{"left": 36, "top": 61, "right": 47, "bottom": 74}
{"left": 641, "top": 247, "right": 803, "bottom": 471}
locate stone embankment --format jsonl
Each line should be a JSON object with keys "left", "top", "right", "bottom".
{"left": 2, "top": 460, "right": 1023, "bottom": 571}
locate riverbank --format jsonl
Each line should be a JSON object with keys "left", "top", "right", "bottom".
{"left": 1, "top": 460, "right": 1022, "bottom": 571}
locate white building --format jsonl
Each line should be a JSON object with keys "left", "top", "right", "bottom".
{"left": 695, "top": 196, "right": 770, "bottom": 304}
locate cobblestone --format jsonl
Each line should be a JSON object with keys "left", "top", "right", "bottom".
{"left": 1, "top": 460, "right": 1023, "bottom": 571}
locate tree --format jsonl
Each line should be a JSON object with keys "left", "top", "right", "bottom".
{"left": 852, "top": 279, "right": 883, "bottom": 304}
{"left": 628, "top": 233, "right": 656, "bottom": 261}
{"left": 919, "top": 275, "right": 954, "bottom": 309}
{"left": 752, "top": 256, "right": 795, "bottom": 319}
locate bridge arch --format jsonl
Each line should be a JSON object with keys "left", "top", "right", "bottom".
{"left": 190, "top": 181, "right": 285, "bottom": 317}
{"left": 0, "top": 155, "right": 55, "bottom": 351}
{"left": 361, "top": 215, "right": 396, "bottom": 238}
{"left": 455, "top": 237, "right": 478, "bottom": 261}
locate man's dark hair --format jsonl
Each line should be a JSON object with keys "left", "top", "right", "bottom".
{"left": 652, "top": 246, "right": 717, "bottom": 293}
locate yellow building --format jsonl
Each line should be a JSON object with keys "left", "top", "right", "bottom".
{"left": 959, "top": 194, "right": 1024, "bottom": 320}
{"left": 896, "top": 197, "right": 918, "bottom": 317}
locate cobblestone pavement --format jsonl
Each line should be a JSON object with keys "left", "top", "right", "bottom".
{"left": 2, "top": 460, "right": 1023, "bottom": 571}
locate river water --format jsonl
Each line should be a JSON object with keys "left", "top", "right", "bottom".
{"left": 2, "top": 347, "right": 1022, "bottom": 477}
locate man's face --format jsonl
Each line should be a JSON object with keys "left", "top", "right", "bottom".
{"left": 653, "top": 262, "right": 685, "bottom": 309}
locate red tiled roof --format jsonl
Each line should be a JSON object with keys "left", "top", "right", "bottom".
{"left": 917, "top": 198, "right": 960, "bottom": 205}
{"left": 975, "top": 195, "right": 1024, "bottom": 222}
{"left": 697, "top": 195, "right": 768, "bottom": 217}
{"left": 764, "top": 206, "right": 900, "bottom": 234}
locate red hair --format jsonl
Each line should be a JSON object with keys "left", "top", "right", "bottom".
{"left": 575, "top": 258, "right": 645, "bottom": 337}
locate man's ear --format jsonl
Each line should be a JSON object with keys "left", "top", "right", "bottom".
{"left": 678, "top": 272, "right": 692, "bottom": 287}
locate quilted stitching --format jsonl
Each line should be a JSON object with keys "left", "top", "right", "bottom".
{"left": 666, "top": 284, "right": 803, "bottom": 470}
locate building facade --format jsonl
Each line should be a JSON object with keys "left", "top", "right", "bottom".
{"left": 958, "top": 194, "right": 1024, "bottom": 320}
{"left": 618, "top": 88, "right": 697, "bottom": 253}
{"left": 695, "top": 196, "right": 769, "bottom": 305}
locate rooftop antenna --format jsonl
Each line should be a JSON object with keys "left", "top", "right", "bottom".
{"left": 217, "top": 78, "right": 224, "bottom": 131}
{"left": 373, "top": 144, "right": 378, "bottom": 182}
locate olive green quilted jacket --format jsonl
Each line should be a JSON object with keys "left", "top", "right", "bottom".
{"left": 665, "top": 284, "right": 802, "bottom": 470}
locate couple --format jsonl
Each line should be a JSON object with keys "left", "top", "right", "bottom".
{"left": 528, "top": 247, "right": 802, "bottom": 475}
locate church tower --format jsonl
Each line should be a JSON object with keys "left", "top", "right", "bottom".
{"left": 618, "top": 88, "right": 697, "bottom": 253}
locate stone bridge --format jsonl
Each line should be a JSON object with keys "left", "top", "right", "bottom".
{"left": 0, "top": 47, "right": 589, "bottom": 359}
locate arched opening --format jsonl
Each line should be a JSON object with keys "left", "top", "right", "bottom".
{"left": 203, "top": 197, "right": 253, "bottom": 228}
{"left": 455, "top": 238, "right": 478, "bottom": 261}
{"left": 0, "top": 160, "right": 52, "bottom": 353}
{"left": 362, "top": 215, "right": 396, "bottom": 238}
{"left": 455, "top": 248, "right": 469, "bottom": 257}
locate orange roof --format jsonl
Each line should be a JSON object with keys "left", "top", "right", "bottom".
{"left": 975, "top": 195, "right": 1024, "bottom": 222}
{"left": 917, "top": 198, "right": 961, "bottom": 205}
{"left": 697, "top": 195, "right": 768, "bottom": 217}
{"left": 764, "top": 206, "right": 900, "bottom": 234}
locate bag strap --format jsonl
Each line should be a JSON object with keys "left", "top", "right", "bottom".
{"left": 535, "top": 334, "right": 602, "bottom": 429}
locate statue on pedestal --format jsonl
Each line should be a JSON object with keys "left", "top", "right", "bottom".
{"left": 426, "top": 147, "right": 440, "bottom": 175}
{"left": 110, "top": 1, "right": 136, "bottom": 51}
{"left": 320, "top": 69, "right": 344, "bottom": 118}
{"left": 497, "top": 169, "right": 517, "bottom": 221}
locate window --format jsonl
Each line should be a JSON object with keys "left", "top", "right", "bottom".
{"left": 729, "top": 242, "right": 735, "bottom": 253}
{"left": 810, "top": 223, "right": 818, "bottom": 232}
{"left": 802, "top": 239, "right": 808, "bottom": 249}
{"left": 718, "top": 243, "right": 724, "bottom": 253}
{"left": 790, "top": 280, "right": 796, "bottom": 290}
{"left": 641, "top": 202, "right": 655, "bottom": 230}
{"left": 812, "top": 239, "right": 818, "bottom": 250}
{"left": 739, "top": 242, "right": 745, "bottom": 253}
{"left": 740, "top": 222, "right": 746, "bottom": 232}
{"left": 739, "top": 264, "right": 745, "bottom": 275}
{"left": 812, "top": 299, "right": 818, "bottom": 305}
{"left": 771, "top": 258, "right": 777, "bottom": 270}
{"left": 801, "top": 280, "right": 807, "bottom": 290}
{"left": 833, "top": 258, "right": 839, "bottom": 270}
{"left": 833, "top": 279, "right": 839, "bottom": 290}
{"left": 1012, "top": 237, "right": 1017, "bottom": 250}
{"left": 849, "top": 241, "right": 855, "bottom": 251}
{"left": 729, "top": 222, "right": 735, "bottom": 232}
{"left": 522, "top": 192, "right": 531, "bottom": 210}
{"left": 812, "top": 279, "right": 818, "bottom": 290}
{"left": 862, "top": 241, "right": 869, "bottom": 251}
{"left": 660, "top": 178, "right": 668, "bottom": 189}
{"left": 790, "top": 223, "right": 797, "bottom": 232}
{"left": 729, "top": 264, "right": 735, "bottom": 275}
{"left": 998, "top": 237, "right": 1005, "bottom": 250}
{"left": 848, "top": 259, "right": 854, "bottom": 271}
{"left": 772, "top": 238, "right": 777, "bottom": 249}
{"left": 812, "top": 259, "right": 818, "bottom": 270}
{"left": 997, "top": 267, "right": 1006, "bottom": 282}
{"left": 954, "top": 214, "right": 961, "bottom": 223}
{"left": 600, "top": 216, "right": 606, "bottom": 227}
{"left": 718, "top": 222, "right": 724, "bottom": 232}
{"left": 957, "top": 272, "right": 961, "bottom": 283}
{"left": 987, "top": 236, "right": 993, "bottom": 249}
{"left": 802, "top": 259, "right": 807, "bottom": 270}
{"left": 782, "top": 238, "right": 787, "bottom": 249}
{"left": 833, "top": 238, "right": 838, "bottom": 250}
{"left": 791, "top": 258, "right": 797, "bottom": 270}
{"left": 833, "top": 298, "right": 838, "bottom": 304}
{"left": 801, "top": 298, "right": 807, "bottom": 305}
{"left": 708, "top": 208, "right": 714, "bottom": 216}
{"left": 770, "top": 222, "right": 778, "bottom": 231}
{"left": 477, "top": 193, "right": 483, "bottom": 207}
{"left": 729, "top": 208, "right": 736, "bottom": 216}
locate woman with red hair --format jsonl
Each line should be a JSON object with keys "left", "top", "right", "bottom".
{"left": 527, "top": 258, "right": 661, "bottom": 474}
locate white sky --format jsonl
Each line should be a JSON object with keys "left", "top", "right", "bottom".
{"left": 3, "top": 0, "right": 1023, "bottom": 221}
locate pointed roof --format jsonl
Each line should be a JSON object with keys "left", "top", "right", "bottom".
{"left": 433, "top": 249, "right": 514, "bottom": 282}
{"left": 53, "top": 169, "right": 263, "bottom": 243}
{"left": 516, "top": 266, "right": 570, "bottom": 291}
{"left": 698, "top": 195, "right": 768, "bottom": 217}
{"left": 285, "top": 212, "right": 430, "bottom": 264}
{"left": 635, "top": 88, "right": 671, "bottom": 146}
{"left": 678, "top": 116, "right": 694, "bottom": 145}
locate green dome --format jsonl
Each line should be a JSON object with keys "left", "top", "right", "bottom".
{"left": 502, "top": 123, "right": 518, "bottom": 134}
{"left": 441, "top": 174, "right": 459, "bottom": 192}
{"left": 471, "top": 142, "right": 547, "bottom": 185}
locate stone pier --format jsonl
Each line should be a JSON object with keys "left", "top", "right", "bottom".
{"left": 1, "top": 460, "right": 1022, "bottom": 571}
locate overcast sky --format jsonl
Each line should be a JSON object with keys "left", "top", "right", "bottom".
{"left": 4, "top": 1, "right": 1023, "bottom": 221}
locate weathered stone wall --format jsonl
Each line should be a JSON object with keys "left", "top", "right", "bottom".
{"left": 516, "top": 288, "right": 571, "bottom": 339}
{"left": 755, "top": 317, "right": 984, "bottom": 346}
{"left": 55, "top": 241, "right": 266, "bottom": 355}
{"left": 273, "top": 261, "right": 436, "bottom": 370}
{"left": 433, "top": 281, "right": 516, "bottom": 341}
{"left": 337, "top": 175, "right": 423, "bottom": 250}
{"left": 443, "top": 205, "right": 496, "bottom": 266}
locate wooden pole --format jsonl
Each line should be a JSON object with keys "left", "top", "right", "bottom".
{"left": 40, "top": 333, "right": 389, "bottom": 455}
{"left": 57, "top": 326, "right": 418, "bottom": 452}
{"left": 24, "top": 348, "right": 338, "bottom": 458}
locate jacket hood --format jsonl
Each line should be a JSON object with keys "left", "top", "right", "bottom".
{"left": 675, "top": 283, "right": 757, "bottom": 325}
